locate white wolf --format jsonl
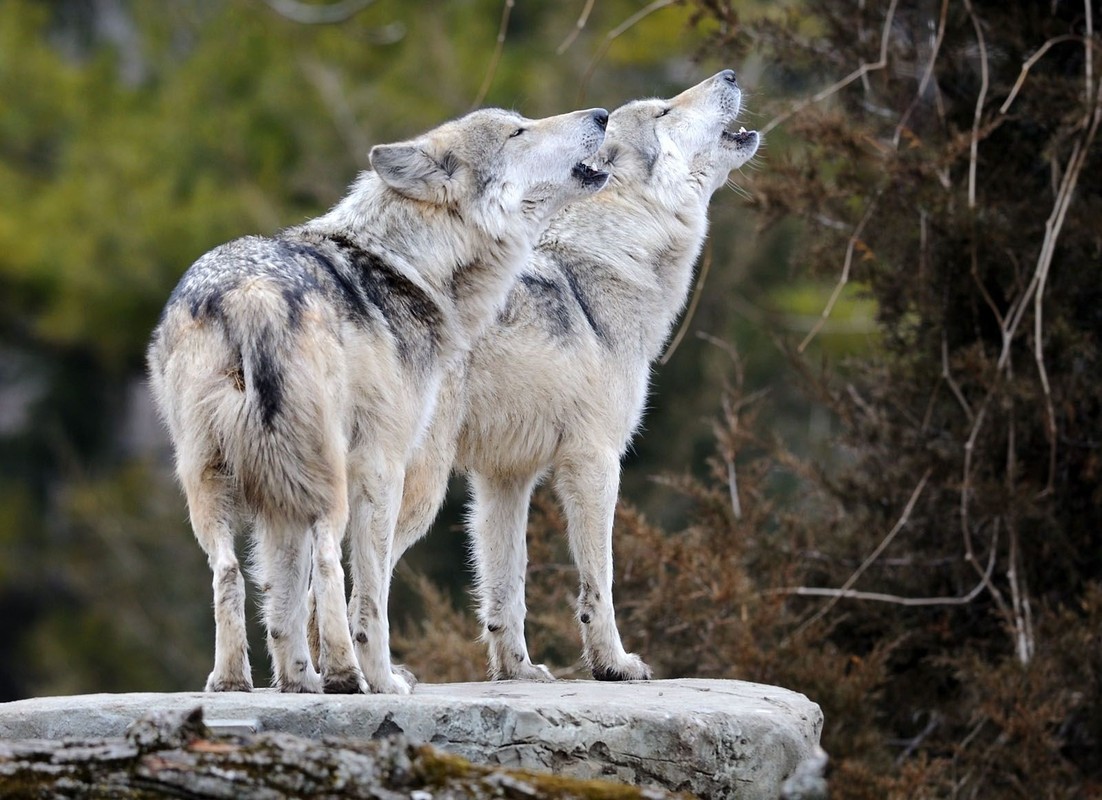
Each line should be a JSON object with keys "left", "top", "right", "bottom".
{"left": 394, "top": 71, "right": 760, "bottom": 681}
{"left": 147, "top": 106, "right": 610, "bottom": 694}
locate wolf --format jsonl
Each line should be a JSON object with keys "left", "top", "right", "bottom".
{"left": 393, "top": 70, "right": 760, "bottom": 681}
{"left": 147, "top": 106, "right": 610, "bottom": 694}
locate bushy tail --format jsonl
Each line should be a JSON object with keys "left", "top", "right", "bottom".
{"left": 213, "top": 284, "right": 343, "bottom": 522}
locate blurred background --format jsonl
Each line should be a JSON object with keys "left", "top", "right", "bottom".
{"left": 1, "top": 1, "right": 1099, "bottom": 797}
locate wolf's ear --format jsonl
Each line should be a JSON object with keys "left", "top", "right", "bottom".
{"left": 370, "top": 142, "right": 462, "bottom": 203}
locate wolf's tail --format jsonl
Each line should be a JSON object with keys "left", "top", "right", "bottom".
{"left": 212, "top": 282, "right": 344, "bottom": 522}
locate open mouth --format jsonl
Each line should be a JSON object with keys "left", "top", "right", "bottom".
{"left": 722, "top": 125, "right": 758, "bottom": 146}
{"left": 572, "top": 161, "right": 609, "bottom": 188}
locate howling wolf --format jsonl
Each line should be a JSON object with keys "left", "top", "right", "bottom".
{"left": 395, "top": 71, "right": 760, "bottom": 682}
{"left": 148, "top": 106, "right": 610, "bottom": 694}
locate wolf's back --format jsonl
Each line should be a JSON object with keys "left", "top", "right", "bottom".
{"left": 149, "top": 247, "right": 345, "bottom": 522}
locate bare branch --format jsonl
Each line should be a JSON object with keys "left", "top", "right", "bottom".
{"left": 941, "top": 333, "right": 974, "bottom": 423}
{"left": 472, "top": 0, "right": 515, "bottom": 109}
{"left": 797, "top": 189, "right": 882, "bottom": 354}
{"left": 263, "top": 0, "right": 376, "bottom": 25}
{"left": 1086, "top": 0, "right": 1095, "bottom": 107}
{"left": 893, "top": 0, "right": 949, "bottom": 147}
{"left": 998, "top": 35, "right": 1093, "bottom": 115}
{"left": 774, "top": 529, "right": 997, "bottom": 608}
{"left": 660, "top": 242, "right": 713, "bottom": 365}
{"left": 577, "top": 0, "right": 676, "bottom": 104}
{"left": 1006, "top": 518, "right": 1035, "bottom": 664}
{"left": 761, "top": 0, "right": 899, "bottom": 136}
{"left": 726, "top": 458, "right": 742, "bottom": 521}
{"left": 299, "top": 58, "right": 372, "bottom": 166}
{"left": 557, "top": 0, "right": 597, "bottom": 55}
{"left": 962, "top": 0, "right": 989, "bottom": 210}
{"left": 793, "top": 470, "right": 931, "bottom": 634}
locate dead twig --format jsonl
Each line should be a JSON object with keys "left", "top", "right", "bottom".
{"left": 892, "top": 0, "right": 949, "bottom": 147}
{"left": 577, "top": 0, "right": 676, "bottom": 105}
{"left": 797, "top": 189, "right": 883, "bottom": 353}
{"left": 962, "top": 0, "right": 989, "bottom": 210}
{"left": 774, "top": 527, "right": 998, "bottom": 608}
{"left": 761, "top": 0, "right": 899, "bottom": 136}
{"left": 471, "top": 0, "right": 515, "bottom": 109}
{"left": 660, "top": 242, "right": 713, "bottom": 365}
{"left": 557, "top": 0, "right": 597, "bottom": 55}
{"left": 792, "top": 470, "right": 932, "bottom": 636}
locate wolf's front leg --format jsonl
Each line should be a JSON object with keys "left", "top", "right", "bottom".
{"left": 469, "top": 471, "right": 554, "bottom": 682}
{"left": 554, "top": 451, "right": 652, "bottom": 681}
{"left": 348, "top": 475, "right": 415, "bottom": 694}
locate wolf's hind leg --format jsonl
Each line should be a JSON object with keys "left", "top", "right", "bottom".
{"left": 254, "top": 515, "right": 323, "bottom": 693}
{"left": 555, "top": 451, "right": 652, "bottom": 681}
{"left": 469, "top": 471, "right": 554, "bottom": 682}
{"left": 348, "top": 469, "right": 414, "bottom": 694}
{"left": 182, "top": 464, "right": 253, "bottom": 692}
{"left": 311, "top": 487, "right": 367, "bottom": 693}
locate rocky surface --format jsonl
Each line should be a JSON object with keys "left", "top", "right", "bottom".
{"left": 0, "top": 678, "right": 823, "bottom": 799}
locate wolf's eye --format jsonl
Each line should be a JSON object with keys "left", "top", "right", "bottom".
{"left": 509, "top": 128, "right": 526, "bottom": 138}
{"left": 656, "top": 108, "right": 672, "bottom": 118}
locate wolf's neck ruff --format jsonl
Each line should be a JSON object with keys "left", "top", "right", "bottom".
{"left": 299, "top": 171, "right": 534, "bottom": 356}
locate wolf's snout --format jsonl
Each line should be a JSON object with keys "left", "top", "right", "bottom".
{"left": 592, "top": 109, "right": 609, "bottom": 130}
{"left": 720, "top": 69, "right": 738, "bottom": 86}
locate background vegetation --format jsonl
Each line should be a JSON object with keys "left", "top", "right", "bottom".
{"left": 1, "top": 1, "right": 1098, "bottom": 797}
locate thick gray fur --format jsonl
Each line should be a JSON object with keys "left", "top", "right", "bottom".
{"left": 148, "top": 105, "right": 609, "bottom": 694}
{"left": 394, "top": 71, "right": 761, "bottom": 682}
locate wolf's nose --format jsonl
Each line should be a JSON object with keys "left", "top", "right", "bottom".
{"left": 592, "top": 109, "right": 609, "bottom": 130}
{"left": 720, "top": 69, "right": 738, "bottom": 86}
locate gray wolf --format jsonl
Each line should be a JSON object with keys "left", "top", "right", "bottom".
{"left": 394, "top": 70, "right": 760, "bottom": 681}
{"left": 147, "top": 106, "right": 610, "bottom": 694}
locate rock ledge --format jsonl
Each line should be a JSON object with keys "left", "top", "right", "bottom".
{"left": 0, "top": 678, "right": 822, "bottom": 799}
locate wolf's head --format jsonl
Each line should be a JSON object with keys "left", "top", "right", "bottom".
{"left": 370, "top": 107, "right": 610, "bottom": 228}
{"left": 597, "top": 70, "right": 759, "bottom": 199}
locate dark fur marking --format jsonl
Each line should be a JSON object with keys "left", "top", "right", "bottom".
{"left": 555, "top": 258, "right": 606, "bottom": 342}
{"left": 438, "top": 151, "right": 460, "bottom": 178}
{"left": 278, "top": 237, "right": 371, "bottom": 325}
{"left": 217, "top": 564, "right": 240, "bottom": 589}
{"left": 593, "top": 665, "right": 631, "bottom": 682}
{"left": 324, "top": 669, "right": 363, "bottom": 694}
{"left": 250, "top": 327, "right": 284, "bottom": 429}
{"left": 515, "top": 274, "right": 572, "bottom": 336}
{"left": 323, "top": 233, "right": 444, "bottom": 364}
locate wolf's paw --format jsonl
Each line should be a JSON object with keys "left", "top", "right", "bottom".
{"left": 323, "top": 665, "right": 368, "bottom": 694}
{"left": 592, "top": 652, "right": 652, "bottom": 682}
{"left": 391, "top": 664, "right": 419, "bottom": 689}
{"left": 205, "top": 672, "right": 253, "bottom": 693}
{"left": 369, "top": 669, "right": 414, "bottom": 695}
{"left": 498, "top": 661, "right": 556, "bottom": 682}
{"left": 277, "top": 665, "right": 324, "bottom": 693}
